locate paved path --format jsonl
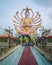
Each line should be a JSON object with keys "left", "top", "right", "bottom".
{"left": 31, "top": 47, "right": 52, "bottom": 65}
{"left": 0, "top": 47, "right": 24, "bottom": 65}
{"left": 18, "top": 46, "right": 38, "bottom": 65}
{"left": 0, "top": 44, "right": 22, "bottom": 60}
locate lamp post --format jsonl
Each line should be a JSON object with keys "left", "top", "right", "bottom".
{"left": 8, "top": 26, "right": 13, "bottom": 48}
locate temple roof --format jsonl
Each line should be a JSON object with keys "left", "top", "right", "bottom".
{"left": 0, "top": 35, "right": 14, "bottom": 39}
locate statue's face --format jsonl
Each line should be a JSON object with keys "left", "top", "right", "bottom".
{"left": 25, "top": 12, "right": 30, "bottom": 18}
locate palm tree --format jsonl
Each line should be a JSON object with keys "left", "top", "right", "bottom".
{"left": 5, "top": 27, "right": 13, "bottom": 48}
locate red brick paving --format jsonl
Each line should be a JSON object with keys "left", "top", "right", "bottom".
{"left": 18, "top": 46, "right": 38, "bottom": 65}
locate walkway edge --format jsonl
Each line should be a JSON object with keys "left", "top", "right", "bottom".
{"left": 0, "top": 44, "right": 21, "bottom": 60}
{"left": 34, "top": 45, "right": 52, "bottom": 61}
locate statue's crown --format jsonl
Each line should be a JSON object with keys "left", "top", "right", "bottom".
{"left": 21, "top": 7, "right": 34, "bottom": 17}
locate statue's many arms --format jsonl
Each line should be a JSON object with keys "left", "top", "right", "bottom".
{"left": 13, "top": 7, "right": 42, "bottom": 39}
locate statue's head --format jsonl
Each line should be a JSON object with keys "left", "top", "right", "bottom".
{"left": 25, "top": 7, "right": 30, "bottom": 18}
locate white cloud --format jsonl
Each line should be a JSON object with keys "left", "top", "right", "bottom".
{"left": 31, "top": 0, "right": 52, "bottom": 7}
{"left": 46, "top": 7, "right": 52, "bottom": 19}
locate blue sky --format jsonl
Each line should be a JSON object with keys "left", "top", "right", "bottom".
{"left": 0, "top": 0, "right": 52, "bottom": 35}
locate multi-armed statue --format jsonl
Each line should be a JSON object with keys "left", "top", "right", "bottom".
{"left": 13, "top": 7, "right": 42, "bottom": 39}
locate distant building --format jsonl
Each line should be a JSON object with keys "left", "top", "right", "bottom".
{"left": 39, "top": 31, "right": 52, "bottom": 49}
{"left": 0, "top": 34, "right": 17, "bottom": 48}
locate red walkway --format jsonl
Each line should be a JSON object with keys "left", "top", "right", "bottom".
{"left": 18, "top": 46, "right": 38, "bottom": 65}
